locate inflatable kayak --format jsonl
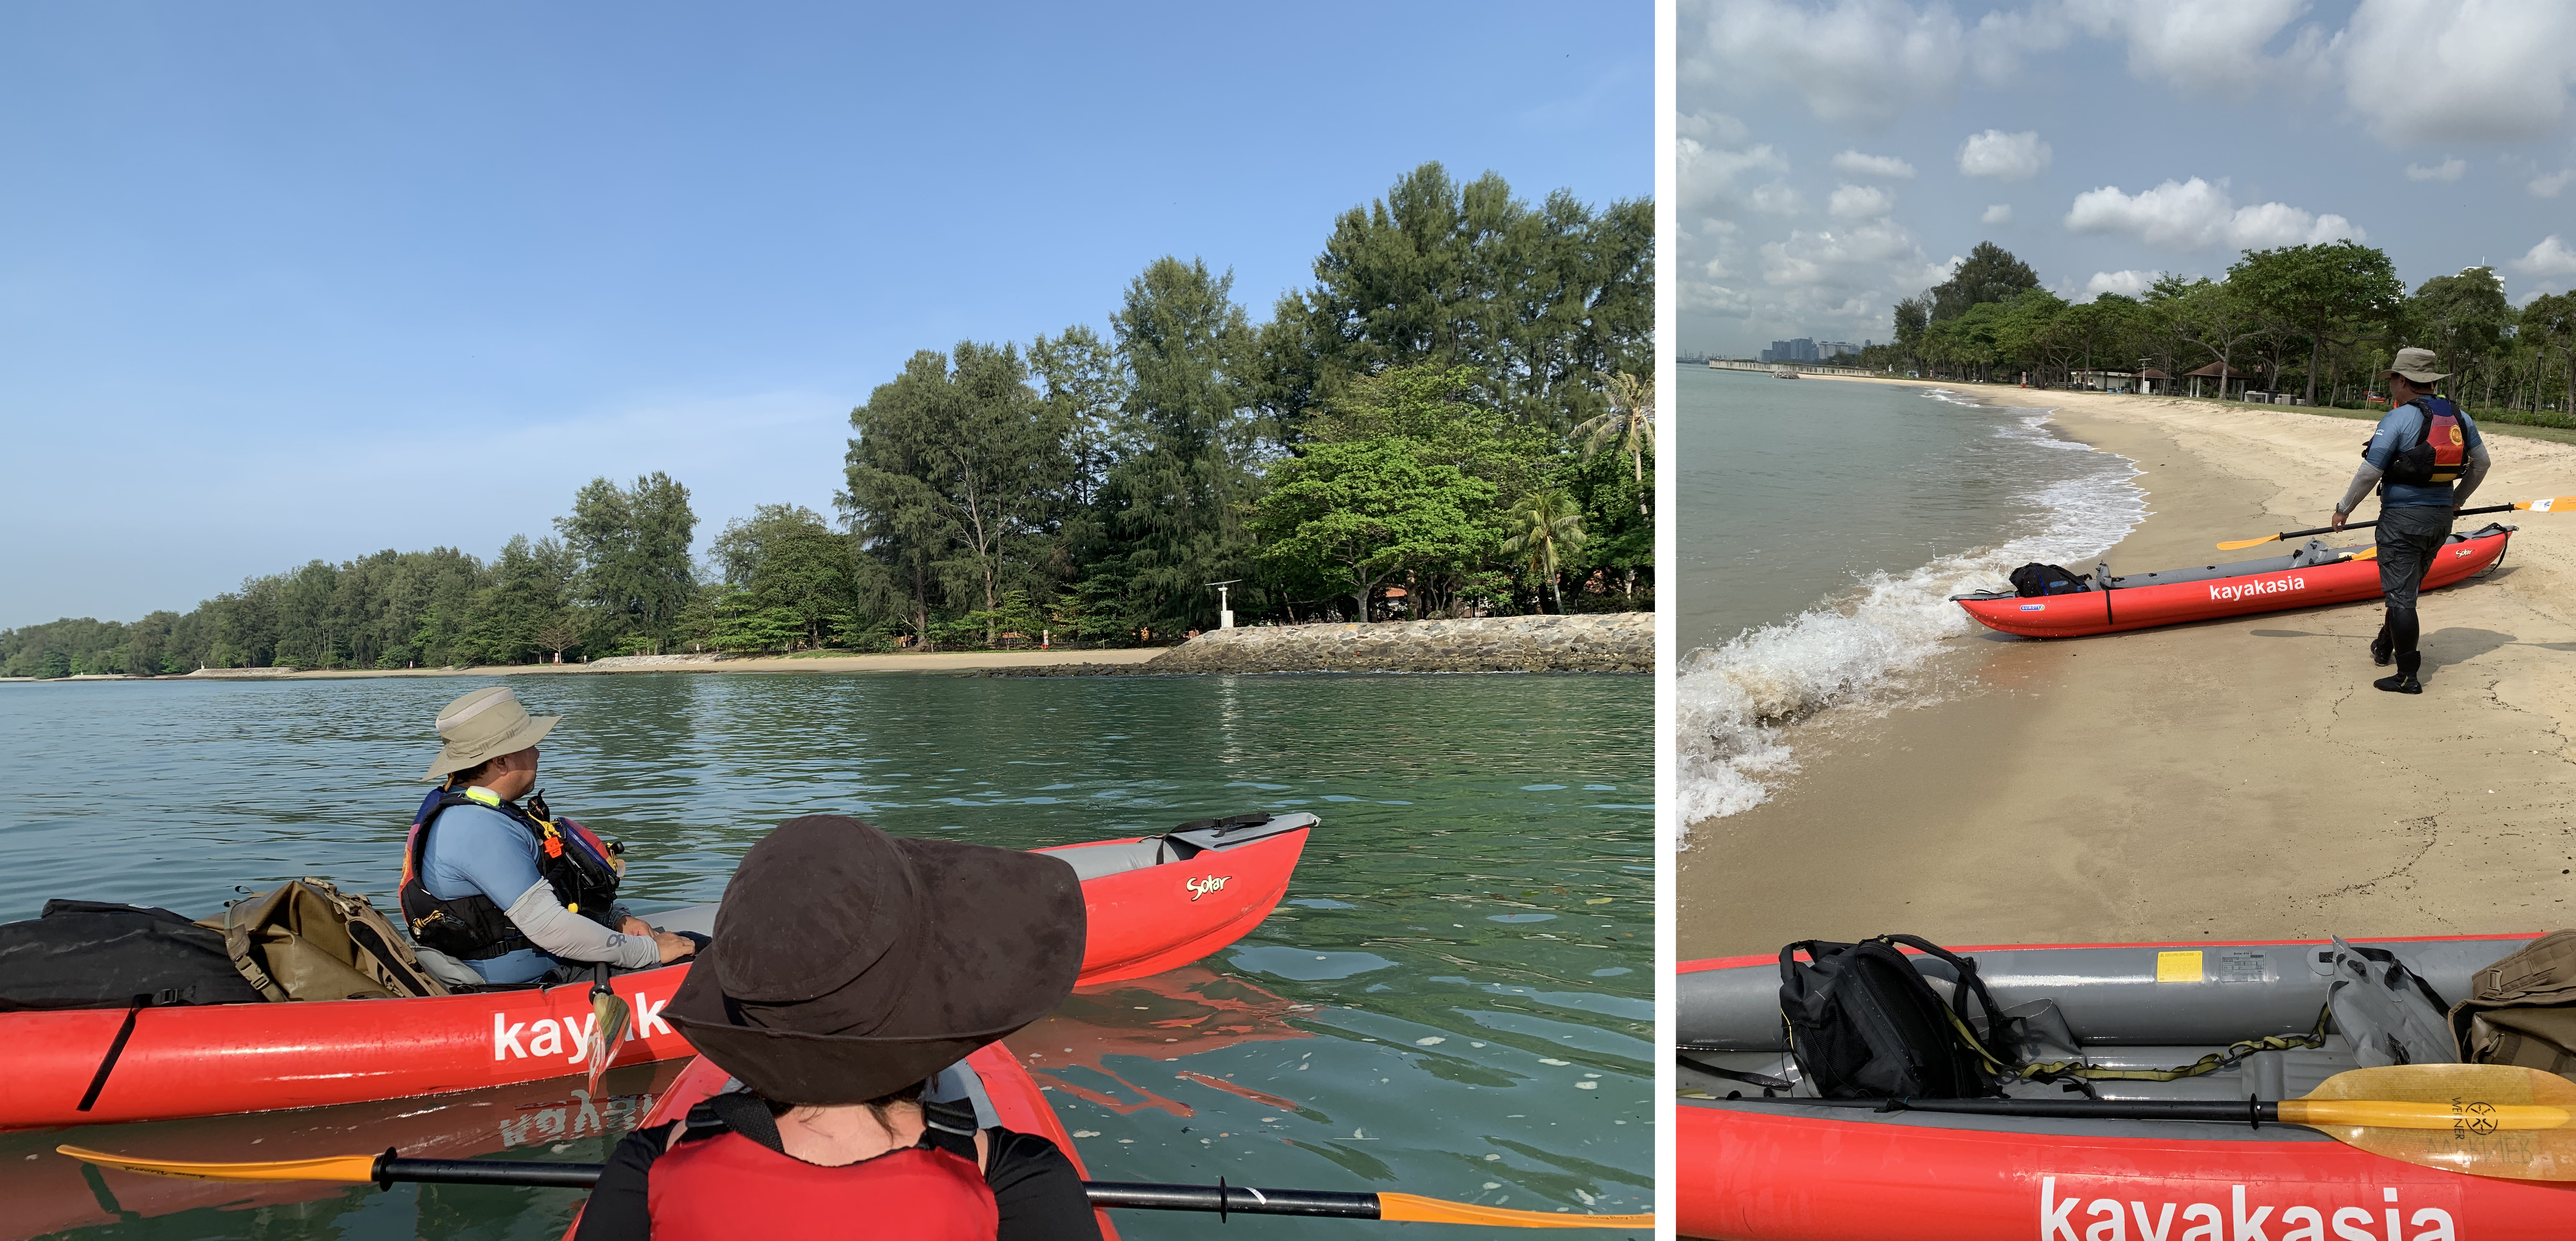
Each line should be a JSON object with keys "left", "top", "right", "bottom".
{"left": 1954, "top": 523, "right": 2512, "bottom": 638}
{"left": 567, "top": 1043, "right": 1120, "bottom": 1241}
{"left": 1673, "top": 933, "right": 2576, "bottom": 1240}
{"left": 1, "top": 813, "right": 1311, "bottom": 1131}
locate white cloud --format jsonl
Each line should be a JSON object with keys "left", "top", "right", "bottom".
{"left": 2340, "top": 0, "right": 2576, "bottom": 143}
{"left": 2404, "top": 158, "right": 2466, "bottom": 183}
{"left": 1958, "top": 130, "right": 2050, "bottom": 181}
{"left": 1982, "top": 204, "right": 2014, "bottom": 226}
{"left": 1831, "top": 150, "right": 1916, "bottom": 179}
{"left": 2531, "top": 170, "right": 2575, "bottom": 199}
{"left": 2064, "top": 177, "right": 2363, "bottom": 251}
{"left": 2063, "top": 0, "right": 2328, "bottom": 98}
{"left": 1679, "top": 139, "right": 1790, "bottom": 215}
{"left": 1678, "top": 110, "right": 1751, "bottom": 145}
{"left": 2512, "top": 236, "right": 2576, "bottom": 280}
{"left": 1828, "top": 184, "right": 1895, "bottom": 219}
{"left": 1744, "top": 219, "right": 1942, "bottom": 330}
{"left": 1748, "top": 183, "right": 1809, "bottom": 216}
{"left": 2083, "top": 269, "right": 2159, "bottom": 301}
{"left": 1686, "top": 0, "right": 2069, "bottom": 127}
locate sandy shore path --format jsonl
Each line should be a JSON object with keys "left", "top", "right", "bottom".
{"left": 1680, "top": 380, "right": 2576, "bottom": 961}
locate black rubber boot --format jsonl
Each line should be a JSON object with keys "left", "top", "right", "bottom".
{"left": 2374, "top": 652, "right": 2422, "bottom": 695}
{"left": 2370, "top": 625, "right": 2392, "bottom": 666}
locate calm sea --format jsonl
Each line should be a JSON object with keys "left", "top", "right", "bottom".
{"left": 1674, "top": 366, "right": 2146, "bottom": 824}
{"left": 0, "top": 671, "right": 1650, "bottom": 1240}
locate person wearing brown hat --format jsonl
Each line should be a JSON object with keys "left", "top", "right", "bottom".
{"left": 399, "top": 687, "right": 695, "bottom": 984}
{"left": 571, "top": 815, "right": 1098, "bottom": 1241}
{"left": 2330, "top": 346, "right": 2490, "bottom": 694}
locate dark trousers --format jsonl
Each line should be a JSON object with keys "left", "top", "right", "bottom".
{"left": 2374, "top": 505, "right": 2452, "bottom": 661}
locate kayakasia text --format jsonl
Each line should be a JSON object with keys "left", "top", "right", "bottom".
{"left": 2210, "top": 575, "right": 2306, "bottom": 603}
{"left": 2041, "top": 1178, "right": 2456, "bottom": 1241}
{"left": 493, "top": 992, "right": 673, "bottom": 1062}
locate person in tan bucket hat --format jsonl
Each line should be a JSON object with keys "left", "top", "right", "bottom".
{"left": 2330, "top": 347, "right": 2491, "bottom": 694}
{"left": 398, "top": 687, "right": 697, "bottom": 984}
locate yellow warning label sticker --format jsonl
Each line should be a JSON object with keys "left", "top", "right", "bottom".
{"left": 2156, "top": 950, "right": 2206, "bottom": 983}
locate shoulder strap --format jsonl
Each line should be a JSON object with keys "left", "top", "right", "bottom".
{"left": 1874, "top": 934, "right": 2012, "bottom": 1055}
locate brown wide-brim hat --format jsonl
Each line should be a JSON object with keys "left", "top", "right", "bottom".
{"left": 667, "top": 815, "right": 1085, "bottom": 1105}
{"left": 2384, "top": 346, "right": 2450, "bottom": 385}
{"left": 422, "top": 687, "right": 560, "bottom": 781}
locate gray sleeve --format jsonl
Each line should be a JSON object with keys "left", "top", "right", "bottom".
{"left": 504, "top": 881, "right": 662, "bottom": 968}
{"left": 2335, "top": 461, "right": 2384, "bottom": 516}
{"left": 2452, "top": 439, "right": 2491, "bottom": 508}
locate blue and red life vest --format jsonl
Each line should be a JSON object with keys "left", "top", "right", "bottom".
{"left": 2383, "top": 395, "right": 2470, "bottom": 488}
{"left": 397, "top": 786, "right": 623, "bottom": 961}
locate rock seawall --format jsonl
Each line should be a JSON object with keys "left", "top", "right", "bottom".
{"left": 1003, "top": 613, "right": 1652, "bottom": 675}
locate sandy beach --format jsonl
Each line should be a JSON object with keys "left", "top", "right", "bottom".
{"left": 1680, "top": 380, "right": 2576, "bottom": 961}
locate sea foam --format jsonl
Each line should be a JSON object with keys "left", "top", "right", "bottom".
{"left": 1675, "top": 394, "right": 2147, "bottom": 832}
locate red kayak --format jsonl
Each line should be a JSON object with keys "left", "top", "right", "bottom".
{"left": 566, "top": 1043, "right": 1120, "bottom": 1241}
{"left": 1955, "top": 523, "right": 2512, "bottom": 637}
{"left": 1, "top": 813, "right": 1309, "bottom": 1131}
{"left": 1675, "top": 932, "right": 2576, "bottom": 1240}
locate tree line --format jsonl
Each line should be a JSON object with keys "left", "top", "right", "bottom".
{"left": 3, "top": 163, "right": 1654, "bottom": 679}
{"left": 1853, "top": 240, "right": 2576, "bottom": 425}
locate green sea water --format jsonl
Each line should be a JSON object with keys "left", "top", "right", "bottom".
{"left": 0, "top": 671, "right": 1650, "bottom": 1240}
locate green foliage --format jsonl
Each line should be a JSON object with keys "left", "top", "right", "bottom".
{"left": 1254, "top": 435, "right": 1499, "bottom": 623}
{"left": 2228, "top": 242, "right": 2407, "bottom": 405}
{"left": 556, "top": 473, "right": 699, "bottom": 656}
{"left": 1929, "top": 242, "right": 2041, "bottom": 322}
{"left": 1267, "top": 162, "right": 1653, "bottom": 439}
{"left": 1499, "top": 492, "right": 1588, "bottom": 615}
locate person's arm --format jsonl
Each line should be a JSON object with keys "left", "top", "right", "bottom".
{"left": 504, "top": 882, "right": 663, "bottom": 967}
{"left": 2452, "top": 435, "right": 2492, "bottom": 509}
{"left": 2335, "top": 409, "right": 2405, "bottom": 520}
{"left": 984, "top": 1127, "right": 1105, "bottom": 1241}
{"left": 568, "top": 1122, "right": 672, "bottom": 1241}
{"left": 2334, "top": 461, "right": 2384, "bottom": 518}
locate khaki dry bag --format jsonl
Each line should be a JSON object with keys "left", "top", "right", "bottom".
{"left": 2449, "top": 930, "right": 2576, "bottom": 1081}
{"left": 211, "top": 879, "right": 450, "bottom": 1002}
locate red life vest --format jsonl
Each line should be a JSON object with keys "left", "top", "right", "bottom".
{"left": 2383, "top": 396, "right": 2469, "bottom": 487}
{"left": 645, "top": 1130, "right": 999, "bottom": 1241}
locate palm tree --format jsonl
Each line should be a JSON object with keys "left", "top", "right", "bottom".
{"left": 1499, "top": 493, "right": 1588, "bottom": 614}
{"left": 1570, "top": 371, "right": 1657, "bottom": 488}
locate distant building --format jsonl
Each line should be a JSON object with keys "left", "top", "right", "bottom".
{"left": 1760, "top": 337, "right": 1820, "bottom": 364}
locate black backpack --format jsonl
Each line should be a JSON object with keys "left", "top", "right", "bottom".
{"left": 1780, "top": 934, "right": 2010, "bottom": 1099}
{"left": 2009, "top": 563, "right": 2091, "bottom": 597}
{"left": 0, "top": 900, "right": 268, "bottom": 1012}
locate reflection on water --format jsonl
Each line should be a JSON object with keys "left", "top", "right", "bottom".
{"left": 0, "top": 672, "right": 1650, "bottom": 1239}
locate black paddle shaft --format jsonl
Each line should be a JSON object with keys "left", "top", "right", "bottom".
{"left": 2270, "top": 502, "right": 2515, "bottom": 542}
{"left": 369, "top": 1155, "right": 1384, "bottom": 1216}
{"left": 1891, "top": 1097, "right": 2281, "bottom": 1127}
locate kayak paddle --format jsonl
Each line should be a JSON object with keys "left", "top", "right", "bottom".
{"left": 2216, "top": 497, "right": 2572, "bottom": 550}
{"left": 1730, "top": 1064, "right": 2574, "bottom": 1182}
{"left": 53, "top": 1145, "right": 1653, "bottom": 1229}
{"left": 583, "top": 964, "right": 629, "bottom": 1097}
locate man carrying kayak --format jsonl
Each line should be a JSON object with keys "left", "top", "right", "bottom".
{"left": 2330, "top": 346, "right": 2490, "bottom": 696}
{"left": 572, "top": 814, "right": 1099, "bottom": 1241}
{"left": 400, "top": 687, "right": 696, "bottom": 984}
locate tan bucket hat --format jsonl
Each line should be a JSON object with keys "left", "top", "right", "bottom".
{"left": 2385, "top": 347, "right": 2449, "bottom": 385}
{"left": 422, "top": 687, "right": 560, "bottom": 781}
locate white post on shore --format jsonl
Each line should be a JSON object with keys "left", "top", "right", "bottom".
{"left": 1207, "top": 579, "right": 1241, "bottom": 630}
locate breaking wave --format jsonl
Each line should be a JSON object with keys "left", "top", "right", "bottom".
{"left": 1675, "top": 395, "right": 2147, "bottom": 831}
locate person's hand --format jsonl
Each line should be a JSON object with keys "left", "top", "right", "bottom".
{"left": 620, "top": 916, "right": 653, "bottom": 936}
{"left": 2330, "top": 509, "right": 2347, "bottom": 532}
{"left": 653, "top": 930, "right": 698, "bottom": 962}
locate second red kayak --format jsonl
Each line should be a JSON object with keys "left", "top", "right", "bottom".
{"left": 1954, "top": 523, "right": 2512, "bottom": 637}
{"left": 1, "top": 813, "right": 1310, "bottom": 1131}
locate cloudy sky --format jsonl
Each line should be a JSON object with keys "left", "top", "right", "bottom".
{"left": 0, "top": 2, "right": 1648, "bottom": 629}
{"left": 1679, "top": 0, "right": 2576, "bottom": 357}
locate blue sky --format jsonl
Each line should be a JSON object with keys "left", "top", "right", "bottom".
{"left": 0, "top": 2, "right": 1650, "bottom": 629}
{"left": 1679, "top": 0, "right": 2576, "bottom": 358}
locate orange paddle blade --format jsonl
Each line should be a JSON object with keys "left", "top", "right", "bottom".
{"left": 2292, "top": 1064, "right": 2576, "bottom": 1182}
{"left": 57, "top": 1145, "right": 378, "bottom": 1184}
{"left": 585, "top": 989, "right": 631, "bottom": 1095}
{"left": 2215, "top": 533, "right": 2284, "bottom": 551}
{"left": 1377, "top": 1192, "right": 1653, "bottom": 1229}
{"left": 2515, "top": 496, "right": 2575, "bottom": 512}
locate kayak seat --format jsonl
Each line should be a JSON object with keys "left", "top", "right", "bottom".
{"left": 409, "top": 945, "right": 488, "bottom": 988}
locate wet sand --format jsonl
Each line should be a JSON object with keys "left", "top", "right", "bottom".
{"left": 1680, "top": 382, "right": 2576, "bottom": 961}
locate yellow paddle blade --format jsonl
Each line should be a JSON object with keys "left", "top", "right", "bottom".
{"left": 57, "top": 1145, "right": 378, "bottom": 1184}
{"left": 2215, "top": 533, "right": 2284, "bottom": 551}
{"left": 2291, "top": 1065, "right": 2576, "bottom": 1182}
{"left": 586, "top": 990, "right": 631, "bottom": 1096}
{"left": 1377, "top": 1193, "right": 1653, "bottom": 1229}
{"left": 2515, "top": 496, "right": 2576, "bottom": 512}
{"left": 2349, "top": 547, "right": 2378, "bottom": 561}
